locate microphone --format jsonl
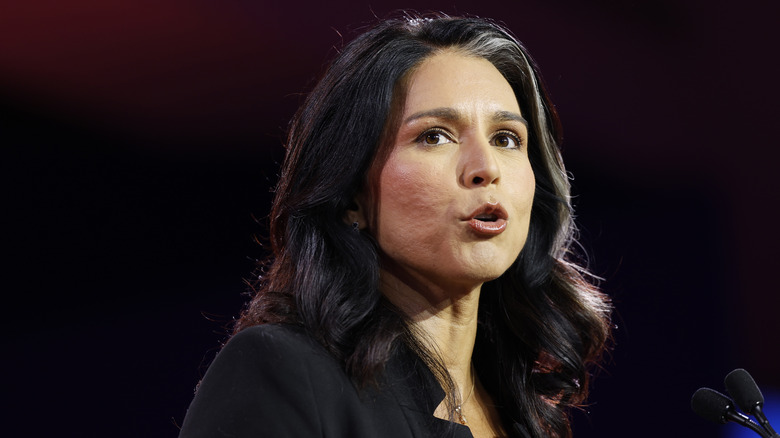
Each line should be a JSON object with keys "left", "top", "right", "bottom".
{"left": 691, "top": 387, "right": 770, "bottom": 437}
{"left": 725, "top": 369, "right": 779, "bottom": 437}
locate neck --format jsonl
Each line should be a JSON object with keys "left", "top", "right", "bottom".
{"left": 379, "top": 268, "right": 480, "bottom": 391}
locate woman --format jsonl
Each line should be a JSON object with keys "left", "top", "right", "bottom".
{"left": 179, "top": 13, "right": 611, "bottom": 438}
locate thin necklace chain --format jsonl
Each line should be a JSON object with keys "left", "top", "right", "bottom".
{"left": 455, "top": 364, "right": 476, "bottom": 425}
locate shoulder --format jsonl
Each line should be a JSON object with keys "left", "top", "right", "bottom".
{"left": 179, "top": 324, "right": 435, "bottom": 438}
{"left": 198, "top": 324, "right": 339, "bottom": 399}
{"left": 200, "top": 324, "right": 337, "bottom": 389}
{"left": 223, "top": 324, "right": 328, "bottom": 363}
{"left": 179, "top": 324, "right": 335, "bottom": 437}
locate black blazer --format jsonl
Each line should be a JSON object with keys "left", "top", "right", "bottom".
{"left": 178, "top": 324, "right": 475, "bottom": 437}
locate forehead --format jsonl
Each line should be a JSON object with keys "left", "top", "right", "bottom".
{"left": 402, "top": 50, "right": 521, "bottom": 117}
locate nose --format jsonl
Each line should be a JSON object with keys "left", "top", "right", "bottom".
{"left": 459, "top": 137, "right": 501, "bottom": 187}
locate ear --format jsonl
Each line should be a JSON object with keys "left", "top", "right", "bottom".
{"left": 344, "top": 198, "right": 368, "bottom": 231}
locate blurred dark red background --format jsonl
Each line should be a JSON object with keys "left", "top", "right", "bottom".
{"left": 3, "top": 0, "right": 779, "bottom": 436}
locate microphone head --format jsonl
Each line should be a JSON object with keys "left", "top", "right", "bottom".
{"left": 691, "top": 387, "right": 734, "bottom": 424}
{"left": 725, "top": 368, "right": 765, "bottom": 414}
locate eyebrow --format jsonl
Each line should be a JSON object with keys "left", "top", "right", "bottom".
{"left": 493, "top": 110, "right": 528, "bottom": 127}
{"left": 403, "top": 107, "right": 528, "bottom": 127}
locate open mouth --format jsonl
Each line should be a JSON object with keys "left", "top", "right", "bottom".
{"left": 474, "top": 213, "right": 499, "bottom": 222}
{"left": 466, "top": 203, "right": 508, "bottom": 235}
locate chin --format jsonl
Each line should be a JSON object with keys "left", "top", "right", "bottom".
{"left": 463, "top": 252, "right": 518, "bottom": 279}
{"left": 458, "top": 262, "right": 513, "bottom": 286}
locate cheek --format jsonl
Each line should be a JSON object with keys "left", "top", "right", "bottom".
{"left": 379, "top": 158, "right": 417, "bottom": 195}
{"left": 373, "top": 155, "right": 450, "bottom": 244}
{"left": 507, "top": 160, "right": 537, "bottom": 241}
{"left": 504, "top": 156, "right": 536, "bottom": 203}
{"left": 381, "top": 150, "right": 452, "bottom": 202}
{"left": 377, "top": 160, "right": 431, "bottom": 224}
{"left": 521, "top": 169, "right": 536, "bottom": 210}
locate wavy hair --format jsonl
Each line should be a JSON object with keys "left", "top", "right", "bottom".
{"left": 235, "top": 13, "right": 612, "bottom": 438}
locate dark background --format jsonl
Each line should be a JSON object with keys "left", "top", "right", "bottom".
{"left": 3, "top": 0, "right": 779, "bottom": 436}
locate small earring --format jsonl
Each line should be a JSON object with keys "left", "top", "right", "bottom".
{"left": 352, "top": 221, "right": 360, "bottom": 232}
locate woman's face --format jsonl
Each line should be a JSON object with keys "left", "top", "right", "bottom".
{"left": 367, "top": 50, "right": 536, "bottom": 296}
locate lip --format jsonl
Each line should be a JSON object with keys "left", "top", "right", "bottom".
{"left": 464, "top": 202, "right": 508, "bottom": 236}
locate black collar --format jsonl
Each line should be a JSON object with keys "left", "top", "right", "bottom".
{"left": 382, "top": 342, "right": 475, "bottom": 438}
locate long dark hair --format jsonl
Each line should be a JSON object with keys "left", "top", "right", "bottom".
{"left": 236, "top": 13, "right": 612, "bottom": 438}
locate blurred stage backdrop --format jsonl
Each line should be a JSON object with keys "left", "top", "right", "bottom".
{"left": 3, "top": 0, "right": 779, "bottom": 436}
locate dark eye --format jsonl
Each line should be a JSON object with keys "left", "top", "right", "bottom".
{"left": 418, "top": 129, "right": 454, "bottom": 146}
{"left": 425, "top": 133, "right": 443, "bottom": 144}
{"left": 492, "top": 131, "right": 522, "bottom": 149}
